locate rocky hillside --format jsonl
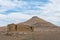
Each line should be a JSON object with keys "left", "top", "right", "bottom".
{"left": 18, "top": 16, "right": 57, "bottom": 28}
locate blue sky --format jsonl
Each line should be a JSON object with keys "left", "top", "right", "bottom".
{"left": 0, "top": 0, "right": 60, "bottom": 26}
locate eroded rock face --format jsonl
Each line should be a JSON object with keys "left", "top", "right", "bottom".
{"left": 17, "top": 24, "right": 34, "bottom": 32}
{"left": 7, "top": 23, "right": 17, "bottom": 32}
{"left": 7, "top": 23, "right": 34, "bottom": 33}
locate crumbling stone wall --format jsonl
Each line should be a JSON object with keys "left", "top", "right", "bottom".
{"left": 7, "top": 23, "right": 17, "bottom": 32}
{"left": 17, "top": 24, "right": 34, "bottom": 32}
{"left": 7, "top": 23, "right": 34, "bottom": 32}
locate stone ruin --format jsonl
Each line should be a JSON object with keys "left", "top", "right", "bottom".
{"left": 7, "top": 23, "right": 34, "bottom": 33}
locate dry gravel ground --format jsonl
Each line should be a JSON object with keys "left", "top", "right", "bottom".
{"left": 33, "top": 31, "right": 60, "bottom": 40}
{"left": 0, "top": 32, "right": 33, "bottom": 40}
{"left": 0, "top": 28, "right": 60, "bottom": 40}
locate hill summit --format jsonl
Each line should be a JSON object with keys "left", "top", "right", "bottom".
{"left": 18, "top": 16, "right": 57, "bottom": 28}
{"left": 23, "top": 16, "right": 47, "bottom": 25}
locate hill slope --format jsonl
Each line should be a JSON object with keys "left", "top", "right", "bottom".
{"left": 18, "top": 16, "right": 57, "bottom": 28}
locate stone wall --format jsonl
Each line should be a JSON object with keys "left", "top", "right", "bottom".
{"left": 17, "top": 24, "right": 34, "bottom": 32}
{"left": 7, "top": 23, "right": 34, "bottom": 32}
{"left": 7, "top": 23, "right": 17, "bottom": 32}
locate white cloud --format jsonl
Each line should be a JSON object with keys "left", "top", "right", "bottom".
{"left": 0, "top": 12, "right": 32, "bottom": 26}
{"left": 0, "top": 0, "right": 27, "bottom": 13}
{"left": 37, "top": 0, "right": 60, "bottom": 26}
{"left": 0, "top": 0, "right": 24, "bottom": 8}
{"left": 0, "top": 0, "right": 60, "bottom": 26}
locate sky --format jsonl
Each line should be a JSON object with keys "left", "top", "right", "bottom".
{"left": 0, "top": 0, "right": 60, "bottom": 26}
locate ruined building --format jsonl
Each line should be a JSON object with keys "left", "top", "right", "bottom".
{"left": 7, "top": 16, "right": 57, "bottom": 33}
{"left": 7, "top": 23, "right": 34, "bottom": 32}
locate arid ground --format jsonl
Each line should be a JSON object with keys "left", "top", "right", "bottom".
{"left": 0, "top": 28, "right": 60, "bottom": 40}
